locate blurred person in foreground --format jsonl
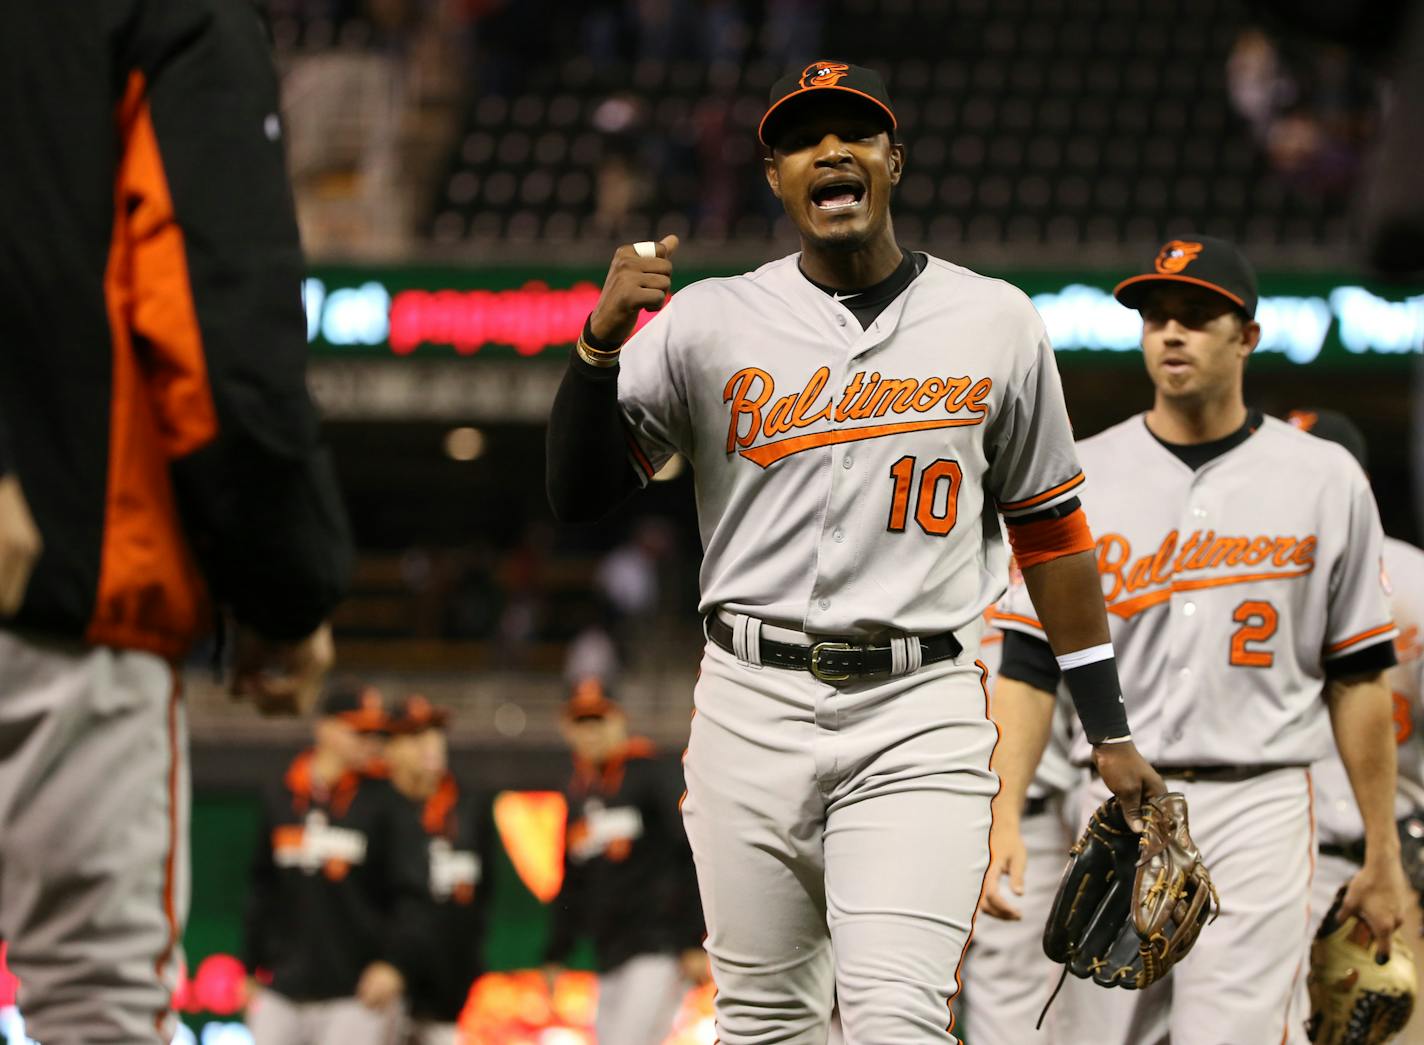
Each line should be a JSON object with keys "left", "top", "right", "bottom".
{"left": 544, "top": 679, "right": 707, "bottom": 1045}
{"left": 384, "top": 693, "right": 496, "bottom": 1045}
{"left": 0, "top": 0, "right": 349, "bottom": 1040}
{"left": 243, "top": 682, "right": 428, "bottom": 1045}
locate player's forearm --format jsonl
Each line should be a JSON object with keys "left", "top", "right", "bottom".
{"left": 546, "top": 349, "right": 641, "bottom": 522}
{"left": 1020, "top": 550, "right": 1132, "bottom": 745}
{"left": 989, "top": 677, "right": 1057, "bottom": 824}
{"left": 1020, "top": 550, "right": 1111, "bottom": 654}
{"left": 1328, "top": 671, "right": 1402, "bottom": 861}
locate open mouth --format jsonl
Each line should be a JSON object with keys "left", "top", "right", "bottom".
{"left": 812, "top": 180, "right": 865, "bottom": 211}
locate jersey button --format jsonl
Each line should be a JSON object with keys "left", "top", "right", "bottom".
{"left": 842, "top": 455, "right": 853, "bottom": 469}
{"left": 1182, "top": 602, "right": 1196, "bottom": 617}
{"left": 818, "top": 597, "right": 831, "bottom": 610}
{"left": 835, "top": 314, "right": 847, "bottom": 327}
{"left": 833, "top": 528, "right": 845, "bottom": 542}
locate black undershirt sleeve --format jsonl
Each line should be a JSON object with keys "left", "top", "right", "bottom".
{"left": 1325, "top": 640, "right": 1398, "bottom": 680}
{"left": 998, "top": 629, "right": 1063, "bottom": 694}
{"left": 1011, "top": 496, "right": 1082, "bottom": 525}
{"left": 546, "top": 349, "right": 641, "bottom": 523}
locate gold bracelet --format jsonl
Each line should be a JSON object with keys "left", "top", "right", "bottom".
{"left": 576, "top": 335, "right": 622, "bottom": 368}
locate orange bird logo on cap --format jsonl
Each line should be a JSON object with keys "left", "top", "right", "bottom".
{"left": 1154, "top": 240, "right": 1204, "bottom": 274}
{"left": 800, "top": 61, "right": 850, "bottom": 88}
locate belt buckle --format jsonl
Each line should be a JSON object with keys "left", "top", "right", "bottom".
{"left": 809, "top": 641, "right": 854, "bottom": 683}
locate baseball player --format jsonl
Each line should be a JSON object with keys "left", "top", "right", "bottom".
{"left": 0, "top": 1, "right": 350, "bottom": 1039}
{"left": 543, "top": 679, "right": 707, "bottom": 1045}
{"left": 243, "top": 682, "right": 429, "bottom": 1045}
{"left": 383, "top": 693, "right": 495, "bottom": 1045}
{"left": 1289, "top": 409, "right": 1424, "bottom": 1022}
{"left": 545, "top": 60, "right": 1162, "bottom": 1043}
{"left": 961, "top": 599, "right": 1085, "bottom": 1045}
{"left": 984, "top": 236, "right": 1410, "bottom": 1045}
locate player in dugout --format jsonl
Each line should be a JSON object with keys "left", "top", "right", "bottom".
{"left": 543, "top": 678, "right": 708, "bottom": 1045}
{"left": 243, "top": 680, "right": 430, "bottom": 1045}
{"left": 383, "top": 692, "right": 496, "bottom": 1045}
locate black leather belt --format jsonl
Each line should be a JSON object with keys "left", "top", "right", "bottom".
{"left": 705, "top": 614, "right": 962, "bottom": 684}
{"left": 1090, "top": 763, "right": 1303, "bottom": 784}
{"left": 1319, "top": 839, "right": 1367, "bottom": 865}
{"left": 1024, "top": 795, "right": 1052, "bottom": 818}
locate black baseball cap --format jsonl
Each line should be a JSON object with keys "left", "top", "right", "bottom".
{"left": 759, "top": 60, "right": 897, "bottom": 149}
{"left": 318, "top": 678, "right": 389, "bottom": 733}
{"left": 1285, "top": 408, "right": 1369, "bottom": 469}
{"left": 1114, "top": 235, "right": 1259, "bottom": 319}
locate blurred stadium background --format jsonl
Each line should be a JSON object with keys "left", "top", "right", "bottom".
{"left": 14, "top": 0, "right": 1419, "bottom": 1041}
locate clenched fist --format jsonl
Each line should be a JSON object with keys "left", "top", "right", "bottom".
{"left": 588, "top": 234, "right": 679, "bottom": 345}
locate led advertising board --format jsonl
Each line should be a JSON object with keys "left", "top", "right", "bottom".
{"left": 303, "top": 265, "right": 1424, "bottom": 367}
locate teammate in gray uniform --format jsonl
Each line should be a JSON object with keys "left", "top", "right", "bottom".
{"left": 961, "top": 598, "right": 1085, "bottom": 1045}
{"left": 546, "top": 61, "right": 1162, "bottom": 1043}
{"left": 1287, "top": 408, "right": 1424, "bottom": 1037}
{"left": 986, "top": 237, "right": 1409, "bottom": 1045}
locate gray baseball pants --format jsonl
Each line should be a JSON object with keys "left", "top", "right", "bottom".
{"left": 958, "top": 791, "right": 1083, "bottom": 1045}
{"left": 682, "top": 617, "right": 996, "bottom": 1044}
{"left": 595, "top": 952, "right": 686, "bottom": 1045}
{"left": 0, "top": 628, "right": 188, "bottom": 1045}
{"left": 1059, "top": 767, "right": 1314, "bottom": 1045}
{"left": 247, "top": 989, "right": 402, "bottom": 1045}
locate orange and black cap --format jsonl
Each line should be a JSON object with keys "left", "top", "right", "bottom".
{"left": 1114, "top": 235, "right": 1259, "bottom": 318}
{"left": 759, "top": 60, "right": 897, "bottom": 149}
{"left": 318, "top": 678, "right": 390, "bottom": 734}
{"left": 1286, "top": 408, "right": 1369, "bottom": 469}
{"left": 387, "top": 692, "right": 452, "bottom": 735}
{"left": 564, "top": 677, "right": 619, "bottom": 721}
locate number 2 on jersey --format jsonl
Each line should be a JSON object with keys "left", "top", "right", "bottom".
{"left": 1229, "top": 600, "right": 1278, "bottom": 668}
{"left": 887, "top": 456, "right": 962, "bottom": 537}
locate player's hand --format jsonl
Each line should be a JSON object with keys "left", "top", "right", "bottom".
{"left": 981, "top": 815, "right": 1028, "bottom": 920}
{"left": 355, "top": 960, "right": 404, "bottom": 1009}
{"left": 588, "top": 235, "right": 679, "bottom": 344}
{"left": 679, "top": 947, "right": 711, "bottom": 985}
{"left": 0, "top": 474, "right": 42, "bottom": 617}
{"left": 1340, "top": 853, "right": 1410, "bottom": 960}
{"left": 230, "top": 621, "right": 335, "bottom": 716}
{"left": 1091, "top": 740, "right": 1166, "bottom": 832}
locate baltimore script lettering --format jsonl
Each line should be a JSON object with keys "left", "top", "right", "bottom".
{"left": 723, "top": 366, "right": 994, "bottom": 468}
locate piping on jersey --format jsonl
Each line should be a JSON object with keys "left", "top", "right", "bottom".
{"left": 1097, "top": 530, "right": 1318, "bottom": 619}
{"left": 723, "top": 366, "right": 993, "bottom": 466}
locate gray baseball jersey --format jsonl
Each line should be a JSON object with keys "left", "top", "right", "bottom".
{"left": 1313, "top": 535, "right": 1424, "bottom": 844}
{"left": 616, "top": 253, "right": 1085, "bottom": 636}
{"left": 995, "top": 415, "right": 1397, "bottom": 767}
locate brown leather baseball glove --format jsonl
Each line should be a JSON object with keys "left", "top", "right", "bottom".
{"left": 1043, "top": 792, "right": 1219, "bottom": 990}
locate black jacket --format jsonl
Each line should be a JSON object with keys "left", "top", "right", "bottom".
{"left": 0, "top": 0, "right": 348, "bottom": 657}
{"left": 544, "top": 740, "right": 705, "bottom": 972}
{"left": 243, "top": 753, "right": 430, "bottom": 1000}
{"left": 401, "top": 775, "right": 497, "bottom": 1021}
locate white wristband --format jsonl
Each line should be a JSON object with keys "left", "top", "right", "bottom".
{"left": 1055, "top": 642, "right": 1115, "bottom": 671}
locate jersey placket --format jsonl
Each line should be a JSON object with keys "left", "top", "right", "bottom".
{"left": 802, "top": 294, "right": 914, "bottom": 635}
{"left": 1160, "top": 469, "right": 1219, "bottom": 762}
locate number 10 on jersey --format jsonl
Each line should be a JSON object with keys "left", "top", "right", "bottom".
{"left": 887, "top": 456, "right": 962, "bottom": 536}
